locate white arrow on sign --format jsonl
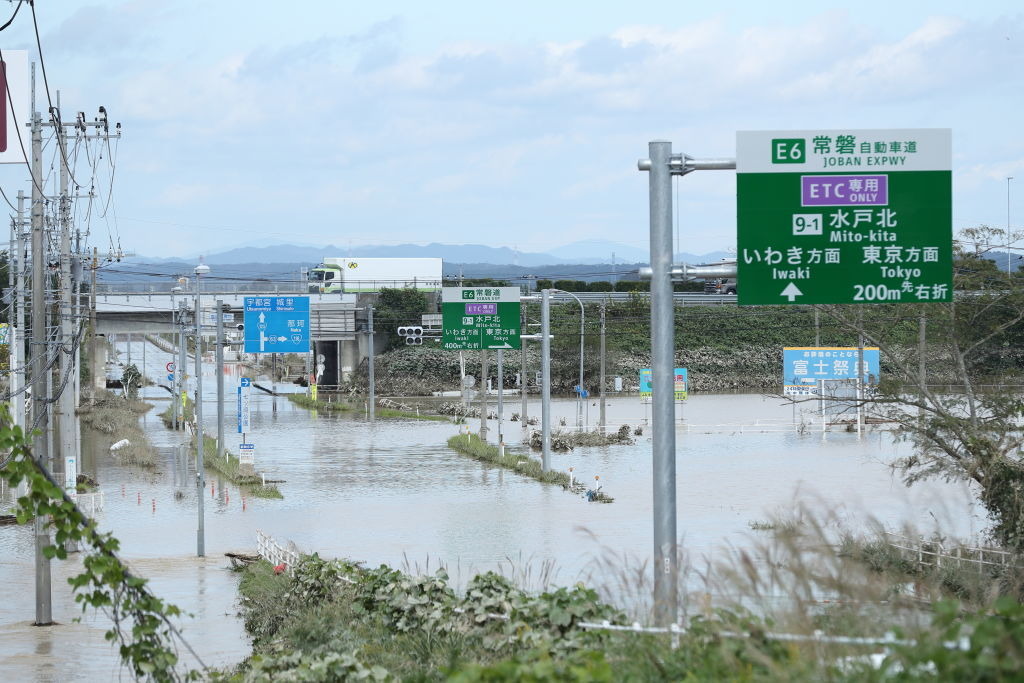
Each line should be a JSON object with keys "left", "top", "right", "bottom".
{"left": 780, "top": 282, "right": 803, "bottom": 302}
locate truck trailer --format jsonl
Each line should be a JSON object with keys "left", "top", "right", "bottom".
{"left": 308, "top": 257, "right": 443, "bottom": 293}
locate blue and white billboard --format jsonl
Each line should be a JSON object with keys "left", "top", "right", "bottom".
{"left": 243, "top": 296, "right": 310, "bottom": 354}
{"left": 783, "top": 346, "right": 880, "bottom": 396}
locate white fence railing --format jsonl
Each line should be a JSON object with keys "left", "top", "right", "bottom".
{"left": 885, "top": 533, "right": 1021, "bottom": 571}
{"left": 256, "top": 529, "right": 300, "bottom": 571}
{"left": 75, "top": 491, "right": 105, "bottom": 518}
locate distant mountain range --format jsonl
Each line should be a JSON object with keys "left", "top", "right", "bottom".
{"left": 99, "top": 240, "right": 736, "bottom": 287}
{"left": 147, "top": 239, "right": 731, "bottom": 268}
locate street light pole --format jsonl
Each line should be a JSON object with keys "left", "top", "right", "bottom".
{"left": 171, "top": 286, "right": 181, "bottom": 429}
{"left": 194, "top": 263, "right": 209, "bottom": 557}
{"left": 551, "top": 289, "right": 585, "bottom": 427}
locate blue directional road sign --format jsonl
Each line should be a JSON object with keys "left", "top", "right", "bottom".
{"left": 243, "top": 297, "right": 310, "bottom": 354}
{"left": 783, "top": 346, "right": 880, "bottom": 395}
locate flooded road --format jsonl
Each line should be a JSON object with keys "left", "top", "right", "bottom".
{"left": 0, "top": 337, "right": 983, "bottom": 678}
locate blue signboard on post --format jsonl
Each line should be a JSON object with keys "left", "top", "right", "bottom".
{"left": 639, "top": 368, "right": 688, "bottom": 401}
{"left": 243, "top": 296, "right": 310, "bottom": 354}
{"left": 783, "top": 346, "right": 880, "bottom": 396}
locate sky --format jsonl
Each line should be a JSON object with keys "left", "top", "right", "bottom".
{"left": 0, "top": 0, "right": 1021, "bottom": 260}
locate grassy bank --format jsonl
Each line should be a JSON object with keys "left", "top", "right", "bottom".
{"left": 78, "top": 391, "right": 158, "bottom": 466}
{"left": 199, "top": 435, "right": 282, "bottom": 499}
{"left": 287, "top": 393, "right": 357, "bottom": 413}
{"left": 446, "top": 433, "right": 573, "bottom": 489}
{"left": 288, "top": 393, "right": 451, "bottom": 421}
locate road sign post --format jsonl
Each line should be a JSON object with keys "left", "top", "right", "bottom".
{"left": 737, "top": 129, "right": 952, "bottom": 305}
{"left": 237, "top": 377, "right": 252, "bottom": 434}
{"left": 442, "top": 287, "right": 521, "bottom": 350}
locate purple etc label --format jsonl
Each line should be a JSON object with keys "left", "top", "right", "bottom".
{"left": 801, "top": 175, "right": 888, "bottom": 206}
{"left": 465, "top": 303, "right": 497, "bottom": 315}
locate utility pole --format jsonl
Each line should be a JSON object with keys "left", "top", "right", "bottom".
{"left": 30, "top": 107, "right": 52, "bottom": 625}
{"left": 90, "top": 248, "right": 99, "bottom": 398}
{"left": 194, "top": 263, "right": 209, "bottom": 557}
{"left": 599, "top": 303, "right": 606, "bottom": 433}
{"left": 11, "top": 192, "right": 26, "bottom": 430}
{"left": 216, "top": 299, "right": 225, "bottom": 458}
{"left": 367, "top": 306, "right": 375, "bottom": 422}
{"left": 540, "top": 289, "right": 551, "bottom": 471}
{"left": 55, "top": 94, "right": 76, "bottom": 494}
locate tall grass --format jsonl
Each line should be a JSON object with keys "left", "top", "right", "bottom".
{"left": 78, "top": 391, "right": 157, "bottom": 466}
{"left": 446, "top": 433, "right": 571, "bottom": 488}
{"left": 198, "top": 435, "right": 282, "bottom": 499}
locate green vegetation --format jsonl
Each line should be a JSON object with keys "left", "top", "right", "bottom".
{"left": 231, "top": 554, "right": 627, "bottom": 680}
{"left": 447, "top": 433, "right": 571, "bottom": 488}
{"left": 225, "top": 536, "right": 1024, "bottom": 681}
{"left": 374, "top": 287, "right": 431, "bottom": 351}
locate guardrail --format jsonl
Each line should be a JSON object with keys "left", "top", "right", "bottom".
{"left": 885, "top": 532, "right": 1021, "bottom": 571}
{"left": 255, "top": 529, "right": 300, "bottom": 571}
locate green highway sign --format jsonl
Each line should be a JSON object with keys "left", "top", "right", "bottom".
{"left": 736, "top": 129, "right": 952, "bottom": 306}
{"left": 442, "top": 287, "right": 521, "bottom": 350}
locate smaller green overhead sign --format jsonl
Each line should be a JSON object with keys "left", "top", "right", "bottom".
{"left": 441, "top": 287, "right": 521, "bottom": 350}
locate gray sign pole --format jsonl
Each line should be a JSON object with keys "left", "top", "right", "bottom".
{"left": 216, "top": 300, "right": 225, "bottom": 458}
{"left": 478, "top": 349, "right": 488, "bottom": 441}
{"left": 367, "top": 306, "right": 375, "bottom": 422}
{"left": 643, "top": 140, "right": 678, "bottom": 625}
{"left": 496, "top": 349, "right": 504, "bottom": 444}
{"left": 520, "top": 307, "right": 528, "bottom": 429}
{"left": 541, "top": 289, "right": 552, "bottom": 472}
{"left": 599, "top": 303, "right": 607, "bottom": 433}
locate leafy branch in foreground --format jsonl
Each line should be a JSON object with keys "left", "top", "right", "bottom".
{"left": 0, "top": 403, "right": 202, "bottom": 681}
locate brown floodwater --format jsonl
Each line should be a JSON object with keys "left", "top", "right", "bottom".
{"left": 0, "top": 339, "right": 981, "bottom": 678}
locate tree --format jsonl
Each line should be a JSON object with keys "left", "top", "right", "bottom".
{"left": 813, "top": 226, "right": 1024, "bottom": 549}
{"left": 373, "top": 288, "right": 431, "bottom": 351}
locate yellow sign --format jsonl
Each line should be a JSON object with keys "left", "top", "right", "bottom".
{"left": 181, "top": 391, "right": 187, "bottom": 409}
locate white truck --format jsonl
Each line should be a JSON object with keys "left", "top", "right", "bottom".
{"left": 307, "top": 257, "right": 443, "bottom": 293}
